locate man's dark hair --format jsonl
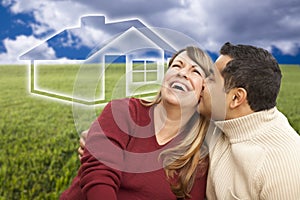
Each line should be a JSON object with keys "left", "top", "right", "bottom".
{"left": 220, "top": 42, "right": 282, "bottom": 112}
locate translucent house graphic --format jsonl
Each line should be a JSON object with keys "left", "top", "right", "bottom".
{"left": 19, "top": 15, "right": 176, "bottom": 105}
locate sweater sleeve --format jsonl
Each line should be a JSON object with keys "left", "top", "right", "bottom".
{"left": 257, "top": 146, "right": 300, "bottom": 199}
{"left": 205, "top": 167, "right": 216, "bottom": 200}
{"left": 79, "top": 100, "right": 133, "bottom": 200}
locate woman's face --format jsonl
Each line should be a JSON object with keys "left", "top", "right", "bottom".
{"left": 161, "top": 51, "right": 206, "bottom": 108}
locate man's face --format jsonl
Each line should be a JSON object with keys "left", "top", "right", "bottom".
{"left": 198, "top": 55, "right": 232, "bottom": 120}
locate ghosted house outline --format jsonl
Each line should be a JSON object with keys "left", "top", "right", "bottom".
{"left": 19, "top": 15, "right": 176, "bottom": 105}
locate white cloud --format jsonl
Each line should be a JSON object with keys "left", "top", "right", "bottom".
{"left": 273, "top": 41, "right": 300, "bottom": 56}
{"left": 1, "top": 0, "right": 13, "bottom": 7}
{"left": 3, "top": 0, "right": 300, "bottom": 61}
{"left": 8, "top": 1, "right": 91, "bottom": 35}
{"left": 73, "top": 25, "right": 111, "bottom": 48}
{"left": 0, "top": 35, "right": 56, "bottom": 64}
{"left": 193, "top": 0, "right": 300, "bottom": 54}
{"left": 148, "top": 0, "right": 300, "bottom": 55}
{"left": 148, "top": 1, "right": 213, "bottom": 49}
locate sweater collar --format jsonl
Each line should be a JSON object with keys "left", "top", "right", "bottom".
{"left": 214, "top": 107, "right": 279, "bottom": 143}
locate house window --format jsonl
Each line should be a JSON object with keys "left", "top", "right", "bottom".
{"left": 132, "top": 60, "right": 158, "bottom": 82}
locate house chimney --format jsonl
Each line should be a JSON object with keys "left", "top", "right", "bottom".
{"left": 81, "top": 16, "right": 105, "bottom": 27}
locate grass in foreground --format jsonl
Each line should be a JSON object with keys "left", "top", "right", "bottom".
{"left": 0, "top": 64, "right": 299, "bottom": 199}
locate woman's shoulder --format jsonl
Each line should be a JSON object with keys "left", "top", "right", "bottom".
{"left": 108, "top": 97, "right": 150, "bottom": 113}
{"left": 110, "top": 97, "right": 149, "bottom": 105}
{"left": 107, "top": 97, "right": 153, "bottom": 128}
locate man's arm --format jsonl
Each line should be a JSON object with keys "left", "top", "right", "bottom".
{"left": 258, "top": 150, "right": 300, "bottom": 199}
{"left": 78, "top": 130, "right": 88, "bottom": 160}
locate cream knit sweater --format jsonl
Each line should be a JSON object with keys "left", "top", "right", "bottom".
{"left": 206, "top": 107, "right": 300, "bottom": 200}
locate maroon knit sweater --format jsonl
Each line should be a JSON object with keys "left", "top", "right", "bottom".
{"left": 60, "top": 98, "right": 207, "bottom": 200}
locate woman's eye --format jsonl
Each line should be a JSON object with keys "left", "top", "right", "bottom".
{"left": 171, "top": 64, "right": 181, "bottom": 68}
{"left": 193, "top": 69, "right": 204, "bottom": 77}
{"left": 193, "top": 70, "right": 201, "bottom": 75}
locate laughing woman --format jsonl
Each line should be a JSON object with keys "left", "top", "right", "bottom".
{"left": 60, "top": 46, "right": 213, "bottom": 200}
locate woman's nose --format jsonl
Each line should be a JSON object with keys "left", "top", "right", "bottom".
{"left": 178, "top": 68, "right": 189, "bottom": 79}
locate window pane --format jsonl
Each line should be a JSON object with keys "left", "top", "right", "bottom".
{"left": 132, "top": 72, "right": 145, "bottom": 82}
{"left": 132, "top": 60, "right": 144, "bottom": 71}
{"left": 146, "top": 61, "right": 157, "bottom": 70}
{"left": 146, "top": 72, "right": 157, "bottom": 81}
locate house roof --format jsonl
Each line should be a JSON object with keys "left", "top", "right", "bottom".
{"left": 19, "top": 15, "right": 176, "bottom": 61}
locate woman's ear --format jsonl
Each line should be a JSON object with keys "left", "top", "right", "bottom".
{"left": 229, "top": 88, "right": 247, "bottom": 109}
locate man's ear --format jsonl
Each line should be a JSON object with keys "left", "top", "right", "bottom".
{"left": 229, "top": 88, "right": 247, "bottom": 109}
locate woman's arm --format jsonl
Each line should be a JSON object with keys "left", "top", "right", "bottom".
{"left": 79, "top": 100, "right": 132, "bottom": 200}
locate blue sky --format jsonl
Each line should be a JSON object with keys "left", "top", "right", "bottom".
{"left": 1, "top": 0, "right": 300, "bottom": 64}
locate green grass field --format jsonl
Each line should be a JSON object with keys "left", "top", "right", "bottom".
{"left": 0, "top": 64, "right": 299, "bottom": 199}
